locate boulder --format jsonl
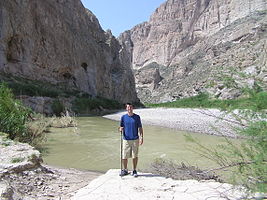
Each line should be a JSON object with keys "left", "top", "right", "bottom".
{"left": 0, "top": 134, "right": 42, "bottom": 176}
{"left": 72, "top": 169, "right": 245, "bottom": 200}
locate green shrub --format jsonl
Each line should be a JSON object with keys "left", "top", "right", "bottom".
{"left": 11, "top": 157, "right": 25, "bottom": 163}
{"left": 146, "top": 92, "right": 267, "bottom": 110}
{"left": 0, "top": 132, "right": 12, "bottom": 146}
{"left": 178, "top": 89, "right": 267, "bottom": 192}
{"left": 8, "top": 81, "right": 60, "bottom": 97}
{"left": 0, "top": 74, "right": 80, "bottom": 98}
{"left": 52, "top": 99, "right": 65, "bottom": 116}
{"left": 0, "top": 83, "right": 32, "bottom": 140}
{"left": 73, "top": 96, "right": 122, "bottom": 114}
{"left": 0, "top": 83, "right": 49, "bottom": 146}
{"left": 252, "top": 91, "right": 267, "bottom": 110}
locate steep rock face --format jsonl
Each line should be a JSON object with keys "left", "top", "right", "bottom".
{"left": 119, "top": 0, "right": 266, "bottom": 103}
{"left": 0, "top": 0, "right": 138, "bottom": 103}
{"left": 122, "top": 0, "right": 266, "bottom": 68}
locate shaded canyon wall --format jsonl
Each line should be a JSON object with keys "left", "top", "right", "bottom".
{"left": 0, "top": 0, "right": 138, "bottom": 104}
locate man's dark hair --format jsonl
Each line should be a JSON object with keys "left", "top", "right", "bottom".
{"left": 125, "top": 102, "right": 133, "bottom": 106}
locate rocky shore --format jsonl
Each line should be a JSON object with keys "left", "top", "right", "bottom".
{"left": 103, "top": 108, "right": 241, "bottom": 138}
{"left": 0, "top": 134, "right": 102, "bottom": 200}
{"left": 72, "top": 169, "right": 246, "bottom": 200}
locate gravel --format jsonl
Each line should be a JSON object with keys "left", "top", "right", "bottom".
{"left": 103, "top": 108, "right": 241, "bottom": 138}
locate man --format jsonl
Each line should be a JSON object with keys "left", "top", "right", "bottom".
{"left": 119, "top": 103, "right": 143, "bottom": 177}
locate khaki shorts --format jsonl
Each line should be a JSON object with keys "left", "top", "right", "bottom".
{"left": 122, "top": 139, "right": 139, "bottom": 159}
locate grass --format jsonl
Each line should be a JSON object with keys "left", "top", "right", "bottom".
{"left": 0, "top": 73, "right": 80, "bottom": 98}
{"left": 11, "top": 157, "right": 25, "bottom": 163}
{"left": 49, "top": 115, "right": 77, "bottom": 128}
{"left": 25, "top": 117, "right": 53, "bottom": 147}
{"left": 146, "top": 92, "right": 267, "bottom": 110}
{"left": 0, "top": 132, "right": 12, "bottom": 146}
{"left": 72, "top": 96, "right": 123, "bottom": 114}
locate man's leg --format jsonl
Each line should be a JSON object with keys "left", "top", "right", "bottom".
{"left": 131, "top": 139, "right": 139, "bottom": 177}
{"left": 120, "top": 140, "right": 130, "bottom": 176}
{"left": 133, "top": 157, "right": 138, "bottom": 170}
{"left": 122, "top": 158, "right": 128, "bottom": 169}
{"left": 120, "top": 158, "right": 129, "bottom": 176}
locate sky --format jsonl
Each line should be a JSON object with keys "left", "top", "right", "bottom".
{"left": 80, "top": 0, "right": 166, "bottom": 37}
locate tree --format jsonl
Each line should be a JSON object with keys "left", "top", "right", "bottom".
{"left": 188, "top": 67, "right": 267, "bottom": 194}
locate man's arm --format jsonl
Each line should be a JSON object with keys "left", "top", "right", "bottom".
{"left": 139, "top": 127, "right": 143, "bottom": 145}
{"left": 119, "top": 116, "right": 124, "bottom": 132}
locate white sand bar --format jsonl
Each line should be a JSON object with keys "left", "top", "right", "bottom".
{"left": 104, "top": 108, "right": 240, "bottom": 137}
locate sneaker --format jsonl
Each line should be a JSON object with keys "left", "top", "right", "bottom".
{"left": 132, "top": 170, "right": 138, "bottom": 177}
{"left": 119, "top": 169, "right": 129, "bottom": 176}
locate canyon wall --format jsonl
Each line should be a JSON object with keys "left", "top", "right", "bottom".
{"left": 0, "top": 0, "right": 138, "bottom": 103}
{"left": 119, "top": 0, "right": 267, "bottom": 103}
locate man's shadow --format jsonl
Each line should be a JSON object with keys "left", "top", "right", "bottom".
{"left": 136, "top": 173, "right": 164, "bottom": 178}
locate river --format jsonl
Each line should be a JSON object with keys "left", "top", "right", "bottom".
{"left": 42, "top": 116, "right": 233, "bottom": 173}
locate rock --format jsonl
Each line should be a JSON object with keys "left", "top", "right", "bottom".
{"left": 0, "top": 0, "right": 138, "bottom": 103}
{"left": 17, "top": 95, "right": 76, "bottom": 116}
{"left": 0, "top": 183, "right": 14, "bottom": 200}
{"left": 243, "top": 66, "right": 259, "bottom": 76}
{"left": 0, "top": 135, "right": 42, "bottom": 175}
{"left": 119, "top": 0, "right": 267, "bottom": 103}
{"left": 120, "top": 0, "right": 266, "bottom": 69}
{"left": 72, "top": 169, "right": 246, "bottom": 200}
{"left": 0, "top": 138, "right": 102, "bottom": 200}
{"left": 0, "top": 181, "right": 9, "bottom": 199}
{"left": 135, "top": 63, "right": 163, "bottom": 90}
{"left": 18, "top": 95, "right": 54, "bottom": 115}
{"left": 218, "top": 88, "right": 242, "bottom": 99}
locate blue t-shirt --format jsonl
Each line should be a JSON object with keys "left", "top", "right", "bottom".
{"left": 120, "top": 113, "right": 142, "bottom": 140}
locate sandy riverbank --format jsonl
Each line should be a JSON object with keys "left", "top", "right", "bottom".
{"left": 103, "top": 108, "right": 240, "bottom": 138}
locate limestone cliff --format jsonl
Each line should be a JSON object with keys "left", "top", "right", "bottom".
{"left": 0, "top": 0, "right": 138, "bottom": 103}
{"left": 119, "top": 0, "right": 267, "bottom": 103}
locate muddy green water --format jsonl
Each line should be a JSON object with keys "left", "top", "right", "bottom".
{"left": 43, "top": 116, "right": 233, "bottom": 173}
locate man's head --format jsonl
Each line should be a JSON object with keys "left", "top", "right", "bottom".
{"left": 125, "top": 103, "right": 133, "bottom": 115}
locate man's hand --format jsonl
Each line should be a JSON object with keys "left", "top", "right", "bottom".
{"left": 119, "top": 127, "right": 124, "bottom": 132}
{"left": 139, "top": 127, "right": 144, "bottom": 145}
{"left": 139, "top": 137, "right": 143, "bottom": 145}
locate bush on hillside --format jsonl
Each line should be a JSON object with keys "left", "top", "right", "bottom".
{"left": 146, "top": 91, "right": 267, "bottom": 110}
{"left": 0, "top": 83, "right": 32, "bottom": 140}
{"left": 52, "top": 99, "right": 65, "bottom": 116}
{"left": 72, "top": 96, "right": 122, "bottom": 114}
{"left": 0, "top": 83, "right": 50, "bottom": 146}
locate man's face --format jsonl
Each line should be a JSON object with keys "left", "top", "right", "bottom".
{"left": 126, "top": 104, "right": 133, "bottom": 113}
